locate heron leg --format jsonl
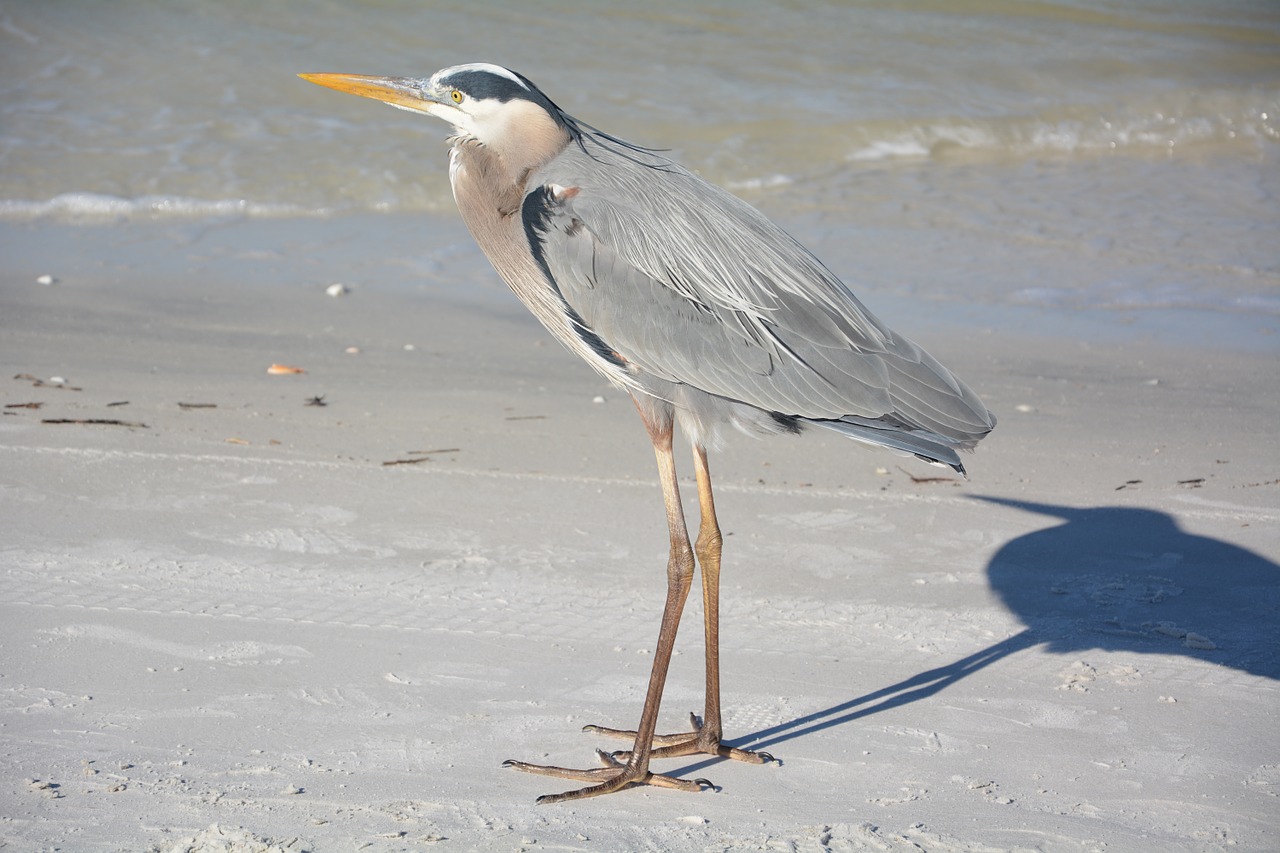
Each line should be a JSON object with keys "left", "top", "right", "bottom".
{"left": 587, "top": 444, "right": 777, "bottom": 767}
{"left": 504, "top": 404, "right": 712, "bottom": 802}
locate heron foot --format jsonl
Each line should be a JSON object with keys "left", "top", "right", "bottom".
{"left": 503, "top": 748, "right": 714, "bottom": 804}
{"left": 584, "top": 712, "right": 779, "bottom": 765}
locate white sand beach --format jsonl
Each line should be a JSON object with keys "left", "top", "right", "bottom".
{"left": 2, "top": 214, "right": 1278, "bottom": 851}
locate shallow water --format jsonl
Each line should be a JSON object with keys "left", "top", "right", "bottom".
{"left": 2, "top": 0, "right": 1277, "bottom": 341}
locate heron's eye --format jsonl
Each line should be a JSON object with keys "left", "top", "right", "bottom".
{"left": 450, "top": 90, "right": 463, "bottom": 104}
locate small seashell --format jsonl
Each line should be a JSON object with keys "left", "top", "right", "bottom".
{"left": 325, "top": 283, "right": 348, "bottom": 297}
{"left": 267, "top": 364, "right": 305, "bottom": 375}
{"left": 36, "top": 274, "right": 56, "bottom": 285}
{"left": 344, "top": 346, "right": 360, "bottom": 355}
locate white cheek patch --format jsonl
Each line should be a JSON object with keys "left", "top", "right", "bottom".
{"left": 462, "top": 98, "right": 512, "bottom": 145}
{"left": 417, "top": 102, "right": 476, "bottom": 137}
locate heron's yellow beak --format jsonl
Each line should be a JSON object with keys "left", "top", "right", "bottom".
{"left": 298, "top": 73, "right": 436, "bottom": 113}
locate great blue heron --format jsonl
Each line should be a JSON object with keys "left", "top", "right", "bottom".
{"left": 300, "top": 63, "right": 995, "bottom": 803}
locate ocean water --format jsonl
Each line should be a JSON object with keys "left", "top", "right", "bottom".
{"left": 2, "top": 0, "right": 1278, "bottom": 345}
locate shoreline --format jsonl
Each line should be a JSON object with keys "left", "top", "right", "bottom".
{"left": 5, "top": 211, "right": 1277, "bottom": 349}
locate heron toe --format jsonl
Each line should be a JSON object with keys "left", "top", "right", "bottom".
{"left": 503, "top": 749, "right": 713, "bottom": 803}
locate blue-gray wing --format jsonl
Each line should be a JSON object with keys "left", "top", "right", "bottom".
{"left": 522, "top": 144, "right": 993, "bottom": 445}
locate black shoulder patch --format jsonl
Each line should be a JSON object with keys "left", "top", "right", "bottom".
{"left": 520, "top": 187, "right": 627, "bottom": 370}
{"left": 520, "top": 185, "right": 559, "bottom": 285}
{"left": 770, "top": 412, "right": 804, "bottom": 434}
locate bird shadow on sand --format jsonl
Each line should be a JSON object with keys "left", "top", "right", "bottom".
{"left": 714, "top": 495, "right": 1279, "bottom": 763}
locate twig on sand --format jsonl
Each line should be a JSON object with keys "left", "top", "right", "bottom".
{"left": 382, "top": 448, "right": 461, "bottom": 466}
{"left": 42, "top": 418, "right": 149, "bottom": 428}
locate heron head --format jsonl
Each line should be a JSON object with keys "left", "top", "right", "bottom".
{"left": 300, "top": 63, "right": 569, "bottom": 151}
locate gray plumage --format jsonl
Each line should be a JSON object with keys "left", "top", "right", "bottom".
{"left": 522, "top": 137, "right": 994, "bottom": 468}
{"left": 301, "top": 63, "right": 995, "bottom": 803}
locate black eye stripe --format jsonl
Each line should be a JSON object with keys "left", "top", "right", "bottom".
{"left": 442, "top": 70, "right": 530, "bottom": 103}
